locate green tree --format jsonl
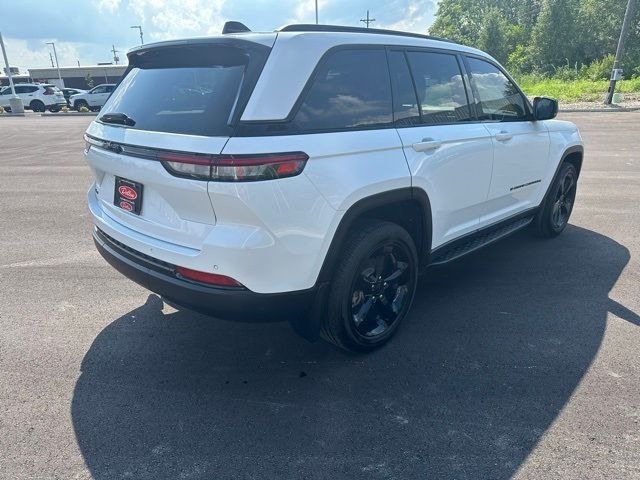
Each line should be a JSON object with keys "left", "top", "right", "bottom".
{"left": 529, "top": 0, "right": 583, "bottom": 73}
{"left": 478, "top": 8, "right": 509, "bottom": 64}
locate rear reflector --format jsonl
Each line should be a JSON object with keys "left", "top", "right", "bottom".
{"left": 175, "top": 266, "right": 244, "bottom": 288}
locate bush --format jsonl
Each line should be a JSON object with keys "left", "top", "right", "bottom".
{"left": 580, "top": 54, "right": 615, "bottom": 81}
{"left": 553, "top": 65, "right": 579, "bottom": 81}
{"left": 0, "top": 106, "right": 4, "bottom": 114}
{"left": 79, "top": 106, "right": 90, "bottom": 113}
{"left": 61, "top": 106, "right": 69, "bottom": 113}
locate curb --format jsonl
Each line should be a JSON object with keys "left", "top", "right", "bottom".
{"left": 560, "top": 107, "right": 640, "bottom": 113}
{"left": 0, "top": 113, "right": 26, "bottom": 117}
{"left": 40, "top": 112, "right": 98, "bottom": 117}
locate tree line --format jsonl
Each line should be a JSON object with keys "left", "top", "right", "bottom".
{"left": 429, "top": 0, "right": 640, "bottom": 80}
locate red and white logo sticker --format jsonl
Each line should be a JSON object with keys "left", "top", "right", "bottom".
{"left": 119, "top": 200, "right": 134, "bottom": 212}
{"left": 118, "top": 185, "right": 138, "bottom": 200}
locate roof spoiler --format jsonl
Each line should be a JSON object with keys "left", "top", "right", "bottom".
{"left": 222, "top": 21, "right": 251, "bottom": 34}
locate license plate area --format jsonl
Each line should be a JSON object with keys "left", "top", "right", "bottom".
{"left": 114, "top": 177, "right": 143, "bottom": 215}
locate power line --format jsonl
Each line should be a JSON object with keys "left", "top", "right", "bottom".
{"left": 360, "top": 10, "right": 375, "bottom": 28}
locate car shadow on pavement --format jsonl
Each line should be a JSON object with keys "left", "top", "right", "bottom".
{"left": 71, "top": 225, "right": 637, "bottom": 479}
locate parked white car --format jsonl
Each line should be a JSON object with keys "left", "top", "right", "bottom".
{"left": 0, "top": 83, "right": 66, "bottom": 112}
{"left": 70, "top": 84, "right": 115, "bottom": 111}
{"left": 85, "top": 23, "right": 583, "bottom": 352}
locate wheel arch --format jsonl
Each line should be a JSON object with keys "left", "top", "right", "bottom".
{"left": 316, "top": 187, "right": 433, "bottom": 286}
{"left": 562, "top": 145, "right": 584, "bottom": 178}
{"left": 537, "top": 144, "right": 584, "bottom": 212}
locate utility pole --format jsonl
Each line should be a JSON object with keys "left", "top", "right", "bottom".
{"left": 315, "top": 0, "right": 319, "bottom": 24}
{"left": 605, "top": 0, "right": 637, "bottom": 104}
{"left": 111, "top": 45, "right": 120, "bottom": 65}
{"left": 130, "top": 25, "right": 144, "bottom": 45}
{"left": 45, "top": 42, "right": 63, "bottom": 87}
{"left": 360, "top": 10, "right": 375, "bottom": 28}
{"left": 0, "top": 31, "right": 24, "bottom": 113}
{"left": 49, "top": 51, "right": 55, "bottom": 68}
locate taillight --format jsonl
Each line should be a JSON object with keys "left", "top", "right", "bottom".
{"left": 159, "top": 151, "right": 308, "bottom": 182}
{"left": 158, "top": 152, "right": 214, "bottom": 180}
{"left": 84, "top": 135, "right": 308, "bottom": 182}
{"left": 175, "top": 266, "right": 243, "bottom": 288}
{"left": 212, "top": 153, "right": 308, "bottom": 182}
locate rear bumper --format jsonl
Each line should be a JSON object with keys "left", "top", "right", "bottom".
{"left": 93, "top": 227, "right": 317, "bottom": 323}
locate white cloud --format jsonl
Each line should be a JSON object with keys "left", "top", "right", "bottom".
{"left": 126, "top": 0, "right": 227, "bottom": 41}
{"left": 97, "top": 0, "right": 123, "bottom": 13}
{"left": 376, "top": 1, "right": 438, "bottom": 33}
{"left": 2, "top": 38, "right": 84, "bottom": 70}
{"left": 288, "top": 0, "right": 332, "bottom": 25}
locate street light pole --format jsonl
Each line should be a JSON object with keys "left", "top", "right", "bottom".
{"left": 45, "top": 42, "right": 63, "bottom": 87}
{"left": 0, "top": 31, "right": 24, "bottom": 113}
{"left": 315, "top": 0, "right": 318, "bottom": 24}
{"left": 130, "top": 25, "right": 144, "bottom": 45}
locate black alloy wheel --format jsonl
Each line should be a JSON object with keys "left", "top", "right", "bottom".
{"left": 349, "top": 241, "right": 413, "bottom": 339}
{"left": 321, "top": 220, "right": 418, "bottom": 352}
{"left": 533, "top": 162, "right": 578, "bottom": 237}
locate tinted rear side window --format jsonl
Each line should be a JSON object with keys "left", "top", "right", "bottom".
{"left": 292, "top": 49, "right": 392, "bottom": 132}
{"left": 100, "top": 43, "right": 267, "bottom": 136}
{"left": 406, "top": 51, "right": 472, "bottom": 125}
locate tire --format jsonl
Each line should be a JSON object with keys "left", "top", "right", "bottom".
{"left": 74, "top": 100, "right": 88, "bottom": 111}
{"left": 30, "top": 100, "right": 45, "bottom": 112}
{"left": 320, "top": 220, "right": 418, "bottom": 352}
{"left": 49, "top": 105, "right": 60, "bottom": 113}
{"left": 532, "top": 162, "right": 578, "bottom": 238}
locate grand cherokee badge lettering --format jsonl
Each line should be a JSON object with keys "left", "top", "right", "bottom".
{"left": 105, "top": 142, "right": 123, "bottom": 154}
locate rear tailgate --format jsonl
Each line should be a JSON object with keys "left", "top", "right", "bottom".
{"left": 85, "top": 38, "right": 273, "bottom": 250}
{"left": 85, "top": 125, "right": 228, "bottom": 249}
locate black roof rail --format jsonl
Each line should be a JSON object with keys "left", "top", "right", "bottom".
{"left": 278, "top": 24, "right": 457, "bottom": 44}
{"left": 222, "top": 21, "right": 251, "bottom": 34}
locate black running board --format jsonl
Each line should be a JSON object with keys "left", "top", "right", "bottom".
{"left": 429, "top": 215, "right": 534, "bottom": 266}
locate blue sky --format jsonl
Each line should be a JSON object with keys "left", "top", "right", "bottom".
{"left": 1, "top": 0, "right": 439, "bottom": 70}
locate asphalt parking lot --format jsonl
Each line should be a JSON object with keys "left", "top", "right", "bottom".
{"left": 0, "top": 112, "right": 638, "bottom": 480}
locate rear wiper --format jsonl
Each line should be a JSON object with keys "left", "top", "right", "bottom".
{"left": 100, "top": 112, "right": 136, "bottom": 126}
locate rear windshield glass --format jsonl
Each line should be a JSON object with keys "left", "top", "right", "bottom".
{"left": 100, "top": 44, "right": 264, "bottom": 137}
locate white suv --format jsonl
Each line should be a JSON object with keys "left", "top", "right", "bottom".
{"left": 0, "top": 83, "right": 66, "bottom": 112}
{"left": 70, "top": 84, "right": 116, "bottom": 111}
{"left": 85, "top": 23, "right": 583, "bottom": 352}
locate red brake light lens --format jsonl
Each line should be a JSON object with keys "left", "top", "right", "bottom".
{"left": 158, "top": 151, "right": 308, "bottom": 182}
{"left": 212, "top": 153, "right": 308, "bottom": 182}
{"left": 175, "top": 266, "right": 243, "bottom": 287}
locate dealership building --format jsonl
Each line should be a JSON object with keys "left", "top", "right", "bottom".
{"left": 1, "top": 65, "right": 127, "bottom": 89}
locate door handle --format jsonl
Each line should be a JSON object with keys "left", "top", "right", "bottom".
{"left": 412, "top": 138, "right": 442, "bottom": 152}
{"left": 494, "top": 131, "right": 513, "bottom": 142}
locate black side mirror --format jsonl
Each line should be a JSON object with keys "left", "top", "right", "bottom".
{"left": 533, "top": 97, "right": 558, "bottom": 120}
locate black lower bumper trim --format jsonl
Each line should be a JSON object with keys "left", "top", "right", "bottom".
{"left": 93, "top": 228, "right": 317, "bottom": 323}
